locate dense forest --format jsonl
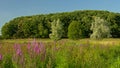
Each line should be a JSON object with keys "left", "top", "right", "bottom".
{"left": 1, "top": 10, "right": 120, "bottom": 39}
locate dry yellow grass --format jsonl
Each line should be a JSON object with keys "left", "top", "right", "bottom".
{"left": 0, "top": 38, "right": 120, "bottom": 46}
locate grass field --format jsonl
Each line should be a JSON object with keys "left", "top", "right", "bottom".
{"left": 0, "top": 38, "right": 120, "bottom": 68}
{"left": 1, "top": 38, "right": 120, "bottom": 45}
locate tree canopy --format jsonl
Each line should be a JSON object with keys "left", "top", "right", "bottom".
{"left": 1, "top": 10, "right": 120, "bottom": 39}
{"left": 68, "top": 21, "right": 83, "bottom": 40}
{"left": 49, "top": 19, "right": 63, "bottom": 41}
{"left": 90, "top": 17, "right": 111, "bottom": 40}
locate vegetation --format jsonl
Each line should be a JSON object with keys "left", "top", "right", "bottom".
{"left": 0, "top": 10, "right": 120, "bottom": 68}
{"left": 49, "top": 19, "right": 63, "bottom": 41}
{"left": 0, "top": 39, "right": 120, "bottom": 68}
{"left": 1, "top": 10, "right": 120, "bottom": 39}
{"left": 68, "top": 21, "right": 83, "bottom": 40}
{"left": 90, "top": 17, "right": 111, "bottom": 40}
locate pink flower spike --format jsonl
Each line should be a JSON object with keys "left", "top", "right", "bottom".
{"left": 16, "top": 48, "right": 22, "bottom": 56}
{"left": 27, "top": 42, "right": 31, "bottom": 50}
{"left": 14, "top": 44, "right": 21, "bottom": 50}
{"left": 34, "top": 43, "right": 40, "bottom": 54}
{"left": 0, "top": 54, "right": 3, "bottom": 61}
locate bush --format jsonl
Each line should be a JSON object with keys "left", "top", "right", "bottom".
{"left": 90, "top": 17, "right": 111, "bottom": 40}
{"left": 49, "top": 19, "right": 63, "bottom": 41}
{"left": 68, "top": 21, "right": 83, "bottom": 40}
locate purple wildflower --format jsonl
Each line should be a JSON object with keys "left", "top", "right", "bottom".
{"left": 0, "top": 54, "right": 2, "bottom": 61}
{"left": 14, "top": 44, "right": 22, "bottom": 56}
{"left": 34, "top": 43, "right": 40, "bottom": 54}
{"left": 14, "top": 44, "right": 21, "bottom": 50}
{"left": 16, "top": 48, "right": 22, "bottom": 56}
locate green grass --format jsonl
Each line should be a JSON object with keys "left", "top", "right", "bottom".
{"left": 0, "top": 38, "right": 120, "bottom": 68}
{"left": 1, "top": 38, "right": 120, "bottom": 45}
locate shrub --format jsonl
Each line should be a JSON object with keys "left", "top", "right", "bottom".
{"left": 90, "top": 17, "right": 111, "bottom": 40}
{"left": 68, "top": 21, "right": 83, "bottom": 40}
{"left": 49, "top": 19, "right": 63, "bottom": 41}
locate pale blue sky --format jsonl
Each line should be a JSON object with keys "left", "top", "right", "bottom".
{"left": 0, "top": 0, "right": 120, "bottom": 34}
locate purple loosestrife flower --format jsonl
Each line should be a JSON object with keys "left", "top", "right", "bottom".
{"left": 14, "top": 44, "right": 21, "bottom": 50}
{"left": 27, "top": 42, "right": 31, "bottom": 50}
{"left": 14, "top": 44, "right": 22, "bottom": 56}
{"left": 34, "top": 43, "right": 40, "bottom": 54}
{"left": 16, "top": 48, "right": 22, "bottom": 56}
{"left": 0, "top": 54, "right": 2, "bottom": 61}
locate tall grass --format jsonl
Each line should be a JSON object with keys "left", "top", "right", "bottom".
{"left": 0, "top": 39, "right": 120, "bottom": 68}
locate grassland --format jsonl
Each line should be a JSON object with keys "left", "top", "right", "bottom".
{"left": 0, "top": 38, "right": 120, "bottom": 68}
{"left": 1, "top": 38, "right": 120, "bottom": 45}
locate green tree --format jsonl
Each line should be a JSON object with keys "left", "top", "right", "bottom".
{"left": 2, "top": 10, "right": 120, "bottom": 39}
{"left": 68, "top": 21, "right": 83, "bottom": 40}
{"left": 1, "top": 22, "right": 17, "bottom": 39}
{"left": 38, "top": 23, "right": 48, "bottom": 38}
{"left": 90, "top": 17, "right": 111, "bottom": 40}
{"left": 49, "top": 19, "right": 63, "bottom": 41}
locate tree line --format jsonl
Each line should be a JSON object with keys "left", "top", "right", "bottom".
{"left": 1, "top": 10, "right": 120, "bottom": 39}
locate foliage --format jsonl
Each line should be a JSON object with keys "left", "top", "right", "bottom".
{"left": 1, "top": 22, "right": 17, "bottom": 39}
{"left": 68, "top": 21, "right": 83, "bottom": 40}
{"left": 3, "top": 55, "right": 15, "bottom": 68}
{"left": 1, "top": 10, "right": 120, "bottom": 39}
{"left": 38, "top": 23, "right": 48, "bottom": 38}
{"left": 0, "top": 39, "right": 120, "bottom": 68}
{"left": 49, "top": 19, "right": 63, "bottom": 41}
{"left": 90, "top": 17, "right": 111, "bottom": 40}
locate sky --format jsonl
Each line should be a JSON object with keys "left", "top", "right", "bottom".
{"left": 0, "top": 0, "right": 120, "bottom": 34}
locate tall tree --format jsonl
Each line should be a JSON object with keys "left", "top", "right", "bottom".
{"left": 38, "top": 23, "right": 48, "bottom": 38}
{"left": 2, "top": 10, "right": 120, "bottom": 39}
{"left": 90, "top": 17, "right": 111, "bottom": 40}
{"left": 49, "top": 19, "right": 63, "bottom": 41}
{"left": 68, "top": 21, "right": 83, "bottom": 40}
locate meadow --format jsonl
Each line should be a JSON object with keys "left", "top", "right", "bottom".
{"left": 0, "top": 38, "right": 120, "bottom": 68}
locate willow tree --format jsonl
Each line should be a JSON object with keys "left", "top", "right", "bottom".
{"left": 90, "top": 17, "right": 111, "bottom": 40}
{"left": 49, "top": 19, "right": 63, "bottom": 41}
